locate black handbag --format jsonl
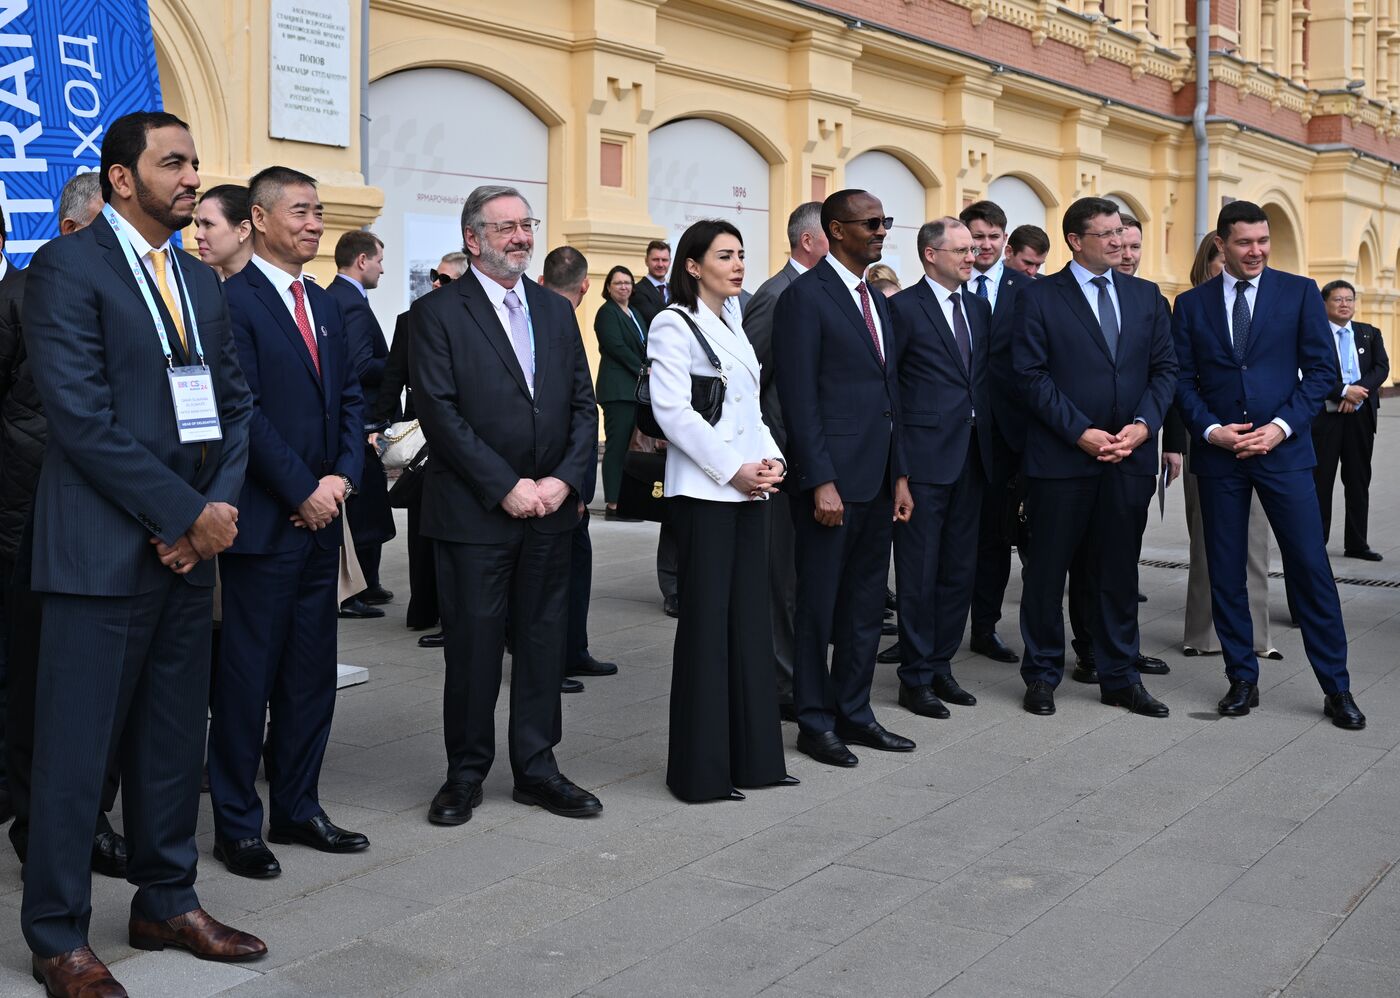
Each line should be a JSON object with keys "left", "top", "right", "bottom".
{"left": 616, "top": 449, "right": 669, "bottom": 523}
{"left": 386, "top": 445, "right": 428, "bottom": 509}
{"left": 634, "top": 307, "right": 725, "bottom": 441}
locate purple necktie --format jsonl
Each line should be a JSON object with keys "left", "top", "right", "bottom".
{"left": 504, "top": 290, "right": 534, "bottom": 393}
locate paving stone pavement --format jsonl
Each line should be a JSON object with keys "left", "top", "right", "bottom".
{"left": 3, "top": 418, "right": 1400, "bottom": 997}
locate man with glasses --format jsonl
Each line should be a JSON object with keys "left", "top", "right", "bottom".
{"left": 1013, "top": 197, "right": 1177, "bottom": 718}
{"left": 774, "top": 189, "right": 915, "bottom": 768}
{"left": 411, "top": 185, "right": 601, "bottom": 824}
{"left": 1311, "top": 280, "right": 1389, "bottom": 562}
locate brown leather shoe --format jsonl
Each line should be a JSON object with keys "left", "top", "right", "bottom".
{"left": 128, "top": 908, "right": 267, "bottom": 963}
{"left": 31, "top": 946, "right": 127, "bottom": 998}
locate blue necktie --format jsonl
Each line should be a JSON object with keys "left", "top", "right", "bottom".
{"left": 1232, "top": 281, "right": 1252, "bottom": 364}
{"left": 1339, "top": 325, "right": 1360, "bottom": 384}
{"left": 975, "top": 274, "right": 989, "bottom": 301}
{"left": 1090, "top": 275, "right": 1119, "bottom": 360}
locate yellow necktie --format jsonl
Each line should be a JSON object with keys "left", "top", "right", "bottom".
{"left": 149, "top": 249, "right": 188, "bottom": 355}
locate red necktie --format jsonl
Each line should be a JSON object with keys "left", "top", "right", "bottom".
{"left": 289, "top": 280, "right": 321, "bottom": 375}
{"left": 856, "top": 281, "right": 884, "bottom": 366}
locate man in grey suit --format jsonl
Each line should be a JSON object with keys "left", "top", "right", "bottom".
{"left": 742, "top": 202, "right": 828, "bottom": 720}
{"left": 21, "top": 111, "right": 265, "bottom": 996}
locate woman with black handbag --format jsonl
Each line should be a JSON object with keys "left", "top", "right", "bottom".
{"left": 646, "top": 219, "right": 795, "bottom": 802}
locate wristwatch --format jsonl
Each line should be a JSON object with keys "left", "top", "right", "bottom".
{"left": 338, "top": 474, "right": 355, "bottom": 497}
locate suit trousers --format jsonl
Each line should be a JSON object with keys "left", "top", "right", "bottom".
{"left": 791, "top": 484, "right": 893, "bottom": 736}
{"left": 435, "top": 529, "right": 571, "bottom": 785}
{"left": 405, "top": 494, "right": 439, "bottom": 630}
{"left": 211, "top": 541, "right": 340, "bottom": 841}
{"left": 1196, "top": 464, "right": 1349, "bottom": 694}
{"left": 1020, "top": 471, "right": 1153, "bottom": 692}
{"left": 766, "top": 492, "right": 797, "bottom": 704}
{"left": 667, "top": 498, "right": 785, "bottom": 801}
{"left": 1311, "top": 411, "right": 1376, "bottom": 554}
{"left": 22, "top": 578, "right": 210, "bottom": 957}
{"left": 600, "top": 402, "right": 637, "bottom": 506}
{"left": 1182, "top": 451, "right": 1273, "bottom": 653}
{"left": 567, "top": 510, "right": 593, "bottom": 667}
{"left": 970, "top": 443, "right": 1022, "bottom": 636}
{"left": 657, "top": 522, "right": 679, "bottom": 600}
{"left": 894, "top": 447, "right": 984, "bottom": 688}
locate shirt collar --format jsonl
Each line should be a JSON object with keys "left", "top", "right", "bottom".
{"left": 1332, "top": 322, "right": 1353, "bottom": 336}
{"left": 107, "top": 208, "right": 170, "bottom": 259}
{"left": 1225, "top": 271, "right": 1256, "bottom": 293}
{"left": 973, "top": 258, "right": 1003, "bottom": 286}
{"left": 471, "top": 263, "right": 526, "bottom": 310}
{"left": 924, "top": 275, "right": 962, "bottom": 306}
{"left": 1068, "top": 258, "right": 1113, "bottom": 289}
{"left": 337, "top": 273, "right": 367, "bottom": 298}
{"left": 825, "top": 253, "right": 864, "bottom": 291}
{"left": 251, "top": 254, "right": 306, "bottom": 297}
{"left": 646, "top": 274, "right": 666, "bottom": 288}
{"left": 788, "top": 257, "right": 810, "bottom": 276}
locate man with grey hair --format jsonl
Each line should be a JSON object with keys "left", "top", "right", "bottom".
{"left": 57, "top": 171, "right": 103, "bottom": 235}
{"left": 743, "top": 201, "right": 827, "bottom": 721}
{"left": 411, "top": 186, "right": 601, "bottom": 824}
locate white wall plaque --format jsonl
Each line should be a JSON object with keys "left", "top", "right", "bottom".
{"left": 269, "top": 0, "right": 351, "bottom": 147}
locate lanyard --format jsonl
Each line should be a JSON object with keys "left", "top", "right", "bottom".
{"left": 102, "top": 204, "right": 207, "bottom": 368}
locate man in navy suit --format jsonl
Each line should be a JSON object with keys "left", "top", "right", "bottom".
{"left": 1173, "top": 201, "right": 1365, "bottom": 729}
{"left": 888, "top": 218, "right": 993, "bottom": 719}
{"left": 212, "top": 167, "right": 369, "bottom": 880}
{"left": 22, "top": 111, "right": 264, "bottom": 994}
{"left": 1013, "top": 197, "right": 1177, "bottom": 718}
{"left": 774, "top": 189, "right": 915, "bottom": 767}
{"left": 412, "top": 185, "right": 601, "bottom": 825}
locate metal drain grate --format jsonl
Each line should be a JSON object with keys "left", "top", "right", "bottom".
{"left": 1139, "top": 558, "right": 1400, "bottom": 589}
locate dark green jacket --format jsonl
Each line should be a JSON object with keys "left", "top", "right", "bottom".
{"left": 593, "top": 298, "right": 648, "bottom": 403}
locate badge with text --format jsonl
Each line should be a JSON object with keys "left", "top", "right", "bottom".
{"left": 168, "top": 366, "right": 223, "bottom": 443}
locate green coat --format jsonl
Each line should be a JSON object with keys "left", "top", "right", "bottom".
{"left": 593, "top": 298, "right": 648, "bottom": 403}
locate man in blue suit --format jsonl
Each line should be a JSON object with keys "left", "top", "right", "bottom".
{"left": 1172, "top": 201, "right": 1364, "bottom": 729}
{"left": 888, "top": 218, "right": 992, "bottom": 719}
{"left": 774, "top": 189, "right": 915, "bottom": 767}
{"left": 212, "top": 167, "right": 369, "bottom": 880}
{"left": 1013, "top": 197, "right": 1177, "bottom": 718}
{"left": 22, "top": 111, "right": 264, "bottom": 995}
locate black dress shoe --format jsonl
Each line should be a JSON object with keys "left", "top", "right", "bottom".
{"left": 269, "top": 814, "right": 369, "bottom": 853}
{"left": 885, "top": 587, "right": 897, "bottom": 612}
{"left": 1023, "top": 681, "right": 1056, "bottom": 715}
{"left": 561, "top": 677, "right": 585, "bottom": 694}
{"left": 1345, "top": 549, "right": 1383, "bottom": 562}
{"left": 898, "top": 684, "right": 950, "bottom": 719}
{"left": 881, "top": 620, "right": 898, "bottom": 636}
{"left": 91, "top": 828, "right": 127, "bottom": 879}
{"left": 1217, "top": 680, "right": 1259, "bottom": 716}
{"left": 796, "top": 730, "right": 858, "bottom": 767}
{"left": 338, "top": 596, "right": 386, "bottom": 619}
{"left": 876, "top": 641, "right": 902, "bottom": 664}
{"left": 778, "top": 702, "right": 799, "bottom": 723}
{"left": 360, "top": 585, "right": 394, "bottom": 605}
{"left": 417, "top": 630, "right": 445, "bottom": 648}
{"left": 513, "top": 773, "right": 603, "bottom": 817}
{"left": 883, "top": 607, "right": 895, "bottom": 620}
{"left": 725, "top": 789, "right": 746, "bottom": 801}
{"left": 1137, "top": 591, "right": 1148, "bottom": 602}
{"left": 930, "top": 674, "right": 976, "bottom": 706}
{"left": 835, "top": 720, "right": 915, "bottom": 752}
{"left": 1324, "top": 691, "right": 1366, "bottom": 730}
{"left": 663, "top": 594, "right": 680, "bottom": 618}
{"left": 213, "top": 837, "right": 281, "bottom": 879}
{"left": 604, "top": 508, "right": 642, "bottom": 522}
{"left": 427, "top": 781, "right": 484, "bottom": 825}
{"left": 1136, "top": 653, "right": 1170, "bottom": 675}
{"left": 1070, "top": 661, "right": 1098, "bottom": 684}
{"left": 970, "top": 631, "right": 1019, "bottom": 663}
{"left": 1100, "top": 682, "right": 1170, "bottom": 717}
{"left": 1182, "top": 646, "right": 1203, "bottom": 657}
{"left": 566, "top": 655, "right": 617, "bottom": 677}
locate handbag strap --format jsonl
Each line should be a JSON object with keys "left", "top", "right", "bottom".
{"left": 665, "top": 307, "right": 724, "bottom": 376}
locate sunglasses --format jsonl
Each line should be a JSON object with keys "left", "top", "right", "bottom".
{"left": 837, "top": 216, "right": 894, "bottom": 232}
{"left": 430, "top": 269, "right": 453, "bottom": 285}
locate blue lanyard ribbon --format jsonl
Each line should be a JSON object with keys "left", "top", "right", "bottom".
{"left": 101, "top": 204, "right": 206, "bottom": 367}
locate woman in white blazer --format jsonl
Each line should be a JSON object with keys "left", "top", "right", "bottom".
{"left": 648, "top": 219, "right": 796, "bottom": 803}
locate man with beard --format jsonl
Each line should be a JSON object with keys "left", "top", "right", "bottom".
{"left": 412, "top": 186, "right": 601, "bottom": 824}
{"left": 21, "top": 110, "right": 263, "bottom": 996}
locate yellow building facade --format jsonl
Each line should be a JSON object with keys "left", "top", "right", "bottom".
{"left": 153, "top": 0, "right": 1400, "bottom": 378}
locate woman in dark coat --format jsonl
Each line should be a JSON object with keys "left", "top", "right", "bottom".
{"left": 593, "top": 265, "right": 649, "bottom": 519}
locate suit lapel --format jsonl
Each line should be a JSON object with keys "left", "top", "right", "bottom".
{"left": 695, "top": 302, "right": 759, "bottom": 381}
{"left": 458, "top": 274, "right": 531, "bottom": 398}
{"left": 248, "top": 264, "right": 324, "bottom": 393}
{"left": 1198, "top": 274, "right": 1232, "bottom": 359}
{"left": 522, "top": 277, "right": 551, "bottom": 399}
{"left": 818, "top": 260, "right": 884, "bottom": 372}
{"left": 95, "top": 216, "right": 194, "bottom": 365}
{"left": 1243, "top": 268, "right": 1277, "bottom": 360}
{"left": 1051, "top": 266, "right": 1114, "bottom": 364}
{"left": 916, "top": 281, "right": 970, "bottom": 383}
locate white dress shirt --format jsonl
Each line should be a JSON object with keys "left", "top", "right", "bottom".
{"left": 924, "top": 276, "right": 975, "bottom": 416}
{"left": 826, "top": 253, "right": 886, "bottom": 360}
{"left": 1204, "top": 271, "right": 1291, "bottom": 442}
{"left": 109, "top": 208, "right": 189, "bottom": 326}
{"left": 250, "top": 254, "right": 316, "bottom": 331}
{"left": 470, "top": 263, "right": 531, "bottom": 340}
{"left": 970, "top": 257, "right": 1004, "bottom": 312}
{"left": 1068, "top": 259, "right": 1121, "bottom": 330}
{"left": 788, "top": 257, "right": 810, "bottom": 276}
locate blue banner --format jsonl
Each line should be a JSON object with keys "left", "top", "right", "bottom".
{"left": 0, "top": 0, "right": 162, "bottom": 268}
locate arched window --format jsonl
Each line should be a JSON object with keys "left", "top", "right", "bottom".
{"left": 987, "top": 175, "right": 1048, "bottom": 232}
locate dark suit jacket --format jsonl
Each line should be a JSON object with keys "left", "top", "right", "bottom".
{"left": 0, "top": 261, "right": 40, "bottom": 562}
{"left": 773, "top": 258, "right": 905, "bottom": 501}
{"left": 22, "top": 214, "right": 252, "bottom": 595}
{"left": 371, "top": 311, "right": 411, "bottom": 425}
{"left": 1326, "top": 319, "right": 1389, "bottom": 431}
{"left": 1013, "top": 263, "right": 1177, "bottom": 479}
{"left": 743, "top": 261, "right": 799, "bottom": 451}
{"left": 889, "top": 279, "right": 993, "bottom": 486}
{"left": 327, "top": 274, "right": 390, "bottom": 429}
{"left": 593, "top": 298, "right": 647, "bottom": 403}
{"left": 631, "top": 276, "right": 666, "bottom": 329}
{"left": 408, "top": 271, "right": 598, "bottom": 543}
{"left": 1173, "top": 268, "right": 1336, "bottom": 476}
{"left": 982, "top": 266, "right": 1033, "bottom": 461}
{"left": 224, "top": 261, "right": 364, "bottom": 554}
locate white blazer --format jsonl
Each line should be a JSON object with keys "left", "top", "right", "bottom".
{"left": 647, "top": 301, "right": 782, "bottom": 502}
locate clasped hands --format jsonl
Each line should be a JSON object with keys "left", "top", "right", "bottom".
{"left": 290, "top": 475, "right": 347, "bottom": 530}
{"left": 729, "top": 458, "right": 785, "bottom": 500}
{"left": 1207, "top": 422, "right": 1285, "bottom": 459}
{"left": 1077, "top": 423, "right": 1151, "bottom": 464}
{"left": 501, "top": 477, "right": 572, "bottom": 518}
{"left": 1339, "top": 384, "right": 1369, "bottom": 415}
{"left": 150, "top": 501, "right": 239, "bottom": 575}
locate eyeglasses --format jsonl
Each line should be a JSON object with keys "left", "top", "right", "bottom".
{"left": 934, "top": 247, "right": 977, "bottom": 258}
{"left": 1081, "top": 227, "right": 1126, "bottom": 240}
{"left": 1329, "top": 296, "right": 1356, "bottom": 305}
{"left": 480, "top": 218, "right": 541, "bottom": 236}
{"left": 430, "top": 269, "right": 453, "bottom": 285}
{"left": 837, "top": 216, "right": 894, "bottom": 232}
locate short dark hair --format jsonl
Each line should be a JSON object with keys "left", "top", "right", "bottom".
{"left": 916, "top": 217, "right": 965, "bottom": 259}
{"left": 542, "top": 245, "right": 588, "bottom": 292}
{"left": 248, "top": 165, "right": 318, "bottom": 214}
{"left": 99, "top": 110, "right": 190, "bottom": 202}
{"left": 645, "top": 239, "right": 671, "bottom": 256}
{"left": 1321, "top": 279, "right": 1356, "bottom": 300}
{"left": 1007, "top": 224, "right": 1050, "bottom": 255}
{"left": 199, "top": 184, "right": 250, "bottom": 226}
{"left": 786, "top": 201, "right": 823, "bottom": 249}
{"left": 959, "top": 200, "right": 1007, "bottom": 232}
{"left": 1120, "top": 214, "right": 1142, "bottom": 233}
{"left": 1062, "top": 196, "right": 1122, "bottom": 241}
{"left": 334, "top": 230, "right": 383, "bottom": 269}
{"left": 601, "top": 264, "right": 635, "bottom": 302}
{"left": 820, "top": 188, "right": 870, "bottom": 241}
{"left": 1216, "top": 200, "right": 1269, "bottom": 238}
{"left": 668, "top": 219, "right": 742, "bottom": 311}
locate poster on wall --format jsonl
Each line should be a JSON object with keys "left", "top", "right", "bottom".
{"left": 0, "top": 0, "right": 163, "bottom": 267}
{"left": 269, "top": 0, "right": 351, "bottom": 147}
